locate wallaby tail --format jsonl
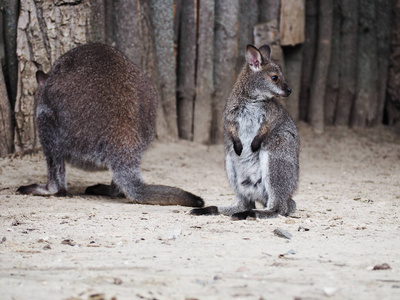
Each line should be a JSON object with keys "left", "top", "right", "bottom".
{"left": 125, "top": 184, "right": 204, "bottom": 207}
{"left": 110, "top": 160, "right": 203, "bottom": 207}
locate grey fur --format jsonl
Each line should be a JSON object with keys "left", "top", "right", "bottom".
{"left": 17, "top": 43, "right": 203, "bottom": 208}
{"left": 191, "top": 44, "right": 299, "bottom": 219}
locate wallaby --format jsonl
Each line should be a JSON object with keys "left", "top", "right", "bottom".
{"left": 17, "top": 43, "right": 203, "bottom": 208}
{"left": 191, "top": 44, "right": 299, "bottom": 219}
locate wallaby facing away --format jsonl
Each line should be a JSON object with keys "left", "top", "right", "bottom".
{"left": 191, "top": 44, "right": 299, "bottom": 219}
{"left": 17, "top": 43, "right": 203, "bottom": 208}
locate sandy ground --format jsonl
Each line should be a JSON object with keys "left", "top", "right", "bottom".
{"left": 1, "top": 123, "right": 400, "bottom": 300}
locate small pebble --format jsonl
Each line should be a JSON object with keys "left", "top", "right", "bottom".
{"left": 273, "top": 228, "right": 292, "bottom": 239}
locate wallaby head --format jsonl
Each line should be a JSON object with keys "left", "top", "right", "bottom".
{"left": 243, "top": 44, "right": 291, "bottom": 100}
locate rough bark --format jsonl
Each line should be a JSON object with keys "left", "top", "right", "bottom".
{"left": 299, "top": 0, "right": 317, "bottom": 122}
{"left": 212, "top": 0, "right": 239, "bottom": 144}
{"left": 2, "top": 0, "right": 19, "bottom": 110}
{"left": 352, "top": 0, "right": 379, "bottom": 127}
{"left": 151, "top": 0, "right": 179, "bottom": 140}
{"left": 335, "top": 0, "right": 358, "bottom": 126}
{"left": 386, "top": 0, "right": 400, "bottom": 125}
{"left": 0, "top": 67, "right": 13, "bottom": 156}
{"left": 15, "top": 0, "right": 100, "bottom": 152}
{"left": 308, "top": 0, "right": 333, "bottom": 133}
{"left": 324, "top": 1, "right": 341, "bottom": 126}
{"left": 280, "top": 0, "right": 305, "bottom": 46}
{"left": 177, "top": 0, "right": 197, "bottom": 140}
{"left": 193, "top": 0, "right": 215, "bottom": 144}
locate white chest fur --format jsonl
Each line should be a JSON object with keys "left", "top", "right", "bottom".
{"left": 226, "top": 101, "right": 267, "bottom": 202}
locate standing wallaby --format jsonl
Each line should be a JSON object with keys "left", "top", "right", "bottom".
{"left": 17, "top": 43, "right": 203, "bottom": 208}
{"left": 191, "top": 44, "right": 299, "bottom": 219}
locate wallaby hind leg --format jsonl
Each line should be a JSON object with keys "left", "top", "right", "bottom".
{"left": 261, "top": 150, "right": 297, "bottom": 216}
{"left": 17, "top": 156, "right": 67, "bottom": 196}
{"left": 18, "top": 107, "right": 67, "bottom": 196}
{"left": 85, "top": 181, "right": 125, "bottom": 197}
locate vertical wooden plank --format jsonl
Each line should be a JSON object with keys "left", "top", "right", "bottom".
{"left": 212, "top": 0, "right": 239, "bottom": 144}
{"left": 324, "top": 1, "right": 341, "bottom": 126}
{"left": 352, "top": 0, "right": 379, "bottom": 127}
{"left": 299, "top": 0, "right": 317, "bottom": 122}
{"left": 335, "top": 0, "right": 358, "bottom": 126}
{"left": 376, "top": 0, "right": 394, "bottom": 125}
{"left": 0, "top": 68, "right": 13, "bottom": 156}
{"left": 283, "top": 45, "right": 303, "bottom": 122}
{"left": 386, "top": 0, "right": 400, "bottom": 126}
{"left": 193, "top": 0, "right": 215, "bottom": 144}
{"left": 308, "top": 0, "right": 333, "bottom": 133}
{"left": 2, "top": 0, "right": 19, "bottom": 109}
{"left": 151, "top": 0, "right": 179, "bottom": 140}
{"left": 177, "top": 0, "right": 197, "bottom": 140}
{"left": 280, "top": 0, "right": 305, "bottom": 46}
{"left": 236, "top": 0, "right": 258, "bottom": 76}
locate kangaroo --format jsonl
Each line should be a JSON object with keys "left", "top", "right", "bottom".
{"left": 191, "top": 44, "right": 299, "bottom": 219}
{"left": 17, "top": 43, "right": 203, "bottom": 208}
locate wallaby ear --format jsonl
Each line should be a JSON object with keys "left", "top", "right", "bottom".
{"left": 36, "top": 71, "right": 49, "bottom": 86}
{"left": 258, "top": 45, "right": 271, "bottom": 60}
{"left": 246, "top": 45, "right": 262, "bottom": 72}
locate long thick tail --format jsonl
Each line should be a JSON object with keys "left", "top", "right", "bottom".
{"left": 109, "top": 159, "right": 204, "bottom": 207}
{"left": 127, "top": 184, "right": 204, "bottom": 207}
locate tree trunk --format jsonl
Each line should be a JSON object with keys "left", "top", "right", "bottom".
{"left": 212, "top": 0, "right": 239, "bottom": 144}
{"left": 177, "top": 0, "right": 197, "bottom": 140}
{"left": 15, "top": 0, "right": 102, "bottom": 152}
{"left": 299, "top": 0, "right": 317, "bottom": 122}
{"left": 352, "top": 0, "right": 379, "bottom": 127}
{"left": 0, "top": 67, "right": 13, "bottom": 156}
{"left": 324, "top": 1, "right": 341, "bottom": 126}
{"left": 2, "top": 0, "right": 19, "bottom": 110}
{"left": 335, "top": 0, "right": 358, "bottom": 126}
{"left": 386, "top": 0, "right": 400, "bottom": 126}
{"left": 193, "top": 0, "right": 215, "bottom": 144}
{"left": 151, "top": 0, "right": 179, "bottom": 140}
{"left": 308, "top": 0, "right": 333, "bottom": 133}
{"left": 280, "top": 0, "right": 305, "bottom": 121}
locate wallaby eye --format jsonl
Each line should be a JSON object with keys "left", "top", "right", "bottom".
{"left": 271, "top": 75, "right": 279, "bottom": 82}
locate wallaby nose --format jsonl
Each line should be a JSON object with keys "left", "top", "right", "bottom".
{"left": 286, "top": 87, "right": 292, "bottom": 96}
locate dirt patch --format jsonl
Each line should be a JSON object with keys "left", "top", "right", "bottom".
{"left": 1, "top": 123, "right": 400, "bottom": 300}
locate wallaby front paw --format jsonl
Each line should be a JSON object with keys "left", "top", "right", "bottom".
{"left": 232, "top": 137, "right": 243, "bottom": 156}
{"left": 251, "top": 136, "right": 262, "bottom": 152}
{"left": 189, "top": 206, "right": 219, "bottom": 216}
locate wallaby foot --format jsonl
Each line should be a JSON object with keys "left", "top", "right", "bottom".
{"left": 190, "top": 206, "right": 219, "bottom": 216}
{"left": 17, "top": 184, "right": 67, "bottom": 197}
{"left": 85, "top": 182, "right": 124, "bottom": 198}
{"left": 231, "top": 210, "right": 256, "bottom": 220}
